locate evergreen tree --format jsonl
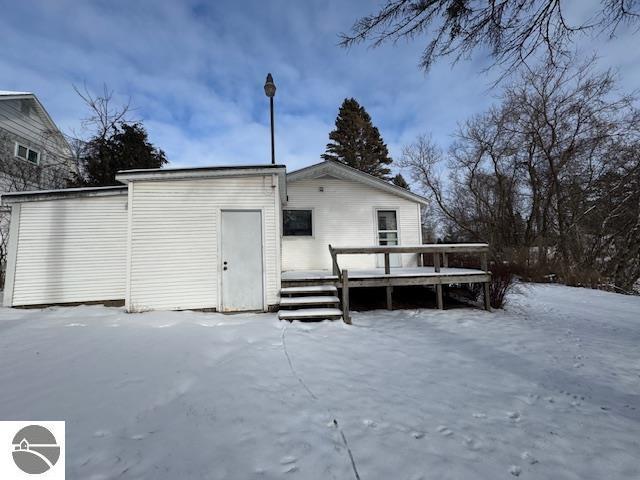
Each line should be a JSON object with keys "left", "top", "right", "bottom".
{"left": 70, "top": 123, "right": 167, "bottom": 186}
{"left": 322, "top": 98, "right": 392, "bottom": 180}
{"left": 392, "top": 173, "right": 410, "bottom": 190}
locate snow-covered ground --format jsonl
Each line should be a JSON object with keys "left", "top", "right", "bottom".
{"left": 0, "top": 284, "right": 638, "bottom": 479}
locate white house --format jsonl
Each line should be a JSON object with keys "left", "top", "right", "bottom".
{"left": 0, "top": 91, "right": 74, "bottom": 193}
{"left": 1, "top": 160, "right": 432, "bottom": 316}
{"left": 283, "top": 161, "right": 424, "bottom": 271}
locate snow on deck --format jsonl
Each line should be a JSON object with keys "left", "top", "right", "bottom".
{"left": 282, "top": 266, "right": 483, "bottom": 280}
{"left": 1, "top": 284, "right": 639, "bottom": 479}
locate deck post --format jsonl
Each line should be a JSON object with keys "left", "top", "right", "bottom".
{"left": 442, "top": 252, "right": 448, "bottom": 268}
{"left": 480, "top": 252, "right": 491, "bottom": 311}
{"left": 384, "top": 253, "right": 392, "bottom": 307}
{"left": 436, "top": 282, "right": 444, "bottom": 310}
{"left": 483, "top": 282, "right": 491, "bottom": 311}
{"left": 480, "top": 252, "right": 488, "bottom": 272}
{"left": 329, "top": 244, "right": 340, "bottom": 277}
{"left": 342, "top": 269, "right": 351, "bottom": 324}
{"left": 434, "top": 252, "right": 443, "bottom": 309}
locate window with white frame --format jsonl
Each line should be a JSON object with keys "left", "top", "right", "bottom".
{"left": 14, "top": 142, "right": 40, "bottom": 164}
{"left": 377, "top": 210, "right": 398, "bottom": 246}
{"left": 283, "top": 209, "right": 312, "bottom": 236}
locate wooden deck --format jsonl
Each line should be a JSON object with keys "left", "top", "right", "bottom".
{"left": 281, "top": 243, "right": 492, "bottom": 324}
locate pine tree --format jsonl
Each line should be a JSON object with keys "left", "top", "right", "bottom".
{"left": 70, "top": 123, "right": 167, "bottom": 187}
{"left": 392, "top": 173, "right": 410, "bottom": 190}
{"left": 322, "top": 98, "right": 392, "bottom": 180}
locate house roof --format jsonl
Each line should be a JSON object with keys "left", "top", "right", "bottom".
{"left": 115, "top": 164, "right": 288, "bottom": 203}
{"left": 287, "top": 160, "right": 428, "bottom": 205}
{"left": 1, "top": 186, "right": 127, "bottom": 204}
{"left": 0, "top": 90, "right": 70, "bottom": 152}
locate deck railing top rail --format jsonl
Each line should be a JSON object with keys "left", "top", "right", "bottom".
{"left": 329, "top": 243, "right": 489, "bottom": 255}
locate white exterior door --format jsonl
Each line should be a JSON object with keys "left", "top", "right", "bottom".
{"left": 376, "top": 209, "right": 402, "bottom": 268}
{"left": 221, "top": 210, "right": 264, "bottom": 311}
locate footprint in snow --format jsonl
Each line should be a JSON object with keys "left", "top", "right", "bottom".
{"left": 507, "top": 411, "right": 521, "bottom": 421}
{"left": 521, "top": 451, "right": 538, "bottom": 465}
{"left": 437, "top": 426, "right": 453, "bottom": 437}
{"left": 510, "top": 465, "right": 522, "bottom": 476}
{"left": 362, "top": 419, "right": 377, "bottom": 428}
{"left": 463, "top": 435, "right": 482, "bottom": 451}
{"left": 472, "top": 412, "right": 487, "bottom": 419}
{"left": 411, "top": 431, "right": 425, "bottom": 439}
{"left": 279, "top": 456, "right": 298, "bottom": 474}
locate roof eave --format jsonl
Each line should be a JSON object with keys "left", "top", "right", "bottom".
{"left": 1, "top": 186, "right": 128, "bottom": 205}
{"left": 115, "top": 165, "right": 288, "bottom": 203}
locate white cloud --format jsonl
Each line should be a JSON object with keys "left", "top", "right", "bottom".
{"left": 0, "top": 0, "right": 638, "bottom": 173}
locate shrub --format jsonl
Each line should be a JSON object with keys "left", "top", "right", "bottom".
{"left": 461, "top": 261, "right": 517, "bottom": 309}
{"left": 488, "top": 263, "right": 516, "bottom": 309}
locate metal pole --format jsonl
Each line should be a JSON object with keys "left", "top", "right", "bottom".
{"left": 270, "top": 96, "right": 275, "bottom": 164}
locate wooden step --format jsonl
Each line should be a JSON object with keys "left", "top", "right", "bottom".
{"left": 278, "top": 308, "right": 343, "bottom": 321}
{"left": 280, "top": 295, "right": 340, "bottom": 307}
{"left": 280, "top": 285, "right": 338, "bottom": 296}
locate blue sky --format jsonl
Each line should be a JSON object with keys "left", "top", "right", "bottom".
{"left": 1, "top": 0, "right": 638, "bottom": 174}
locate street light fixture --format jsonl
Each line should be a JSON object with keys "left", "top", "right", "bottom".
{"left": 264, "top": 73, "right": 276, "bottom": 165}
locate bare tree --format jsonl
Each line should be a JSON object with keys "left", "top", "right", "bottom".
{"left": 73, "top": 84, "right": 132, "bottom": 142}
{"left": 401, "top": 58, "right": 640, "bottom": 291}
{"left": 341, "top": 0, "right": 640, "bottom": 76}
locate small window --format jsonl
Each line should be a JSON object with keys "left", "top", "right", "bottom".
{"left": 15, "top": 142, "right": 40, "bottom": 164}
{"left": 283, "top": 209, "right": 312, "bottom": 236}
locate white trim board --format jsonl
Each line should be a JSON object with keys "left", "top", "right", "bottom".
{"left": 2, "top": 203, "right": 21, "bottom": 307}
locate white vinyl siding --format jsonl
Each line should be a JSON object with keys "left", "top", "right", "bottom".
{"left": 10, "top": 195, "right": 128, "bottom": 306}
{"left": 127, "top": 175, "right": 281, "bottom": 312}
{"left": 0, "top": 99, "right": 51, "bottom": 146}
{"left": 282, "top": 177, "right": 422, "bottom": 271}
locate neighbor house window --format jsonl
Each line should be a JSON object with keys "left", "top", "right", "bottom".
{"left": 283, "top": 209, "right": 312, "bottom": 236}
{"left": 14, "top": 142, "right": 40, "bottom": 164}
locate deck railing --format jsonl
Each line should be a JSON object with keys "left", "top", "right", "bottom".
{"left": 328, "top": 243, "right": 490, "bottom": 276}
{"left": 327, "top": 243, "right": 491, "bottom": 323}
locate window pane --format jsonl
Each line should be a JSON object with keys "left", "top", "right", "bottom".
{"left": 377, "top": 210, "right": 397, "bottom": 231}
{"left": 378, "top": 232, "right": 398, "bottom": 245}
{"left": 17, "top": 145, "right": 27, "bottom": 158}
{"left": 283, "top": 210, "right": 312, "bottom": 236}
{"left": 27, "top": 149, "right": 38, "bottom": 163}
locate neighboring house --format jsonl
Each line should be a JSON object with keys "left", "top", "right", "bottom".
{"left": 1, "top": 160, "right": 431, "bottom": 314}
{"left": 0, "top": 91, "right": 75, "bottom": 288}
{"left": 0, "top": 91, "right": 74, "bottom": 194}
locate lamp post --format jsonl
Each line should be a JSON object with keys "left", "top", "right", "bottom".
{"left": 264, "top": 73, "right": 276, "bottom": 165}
